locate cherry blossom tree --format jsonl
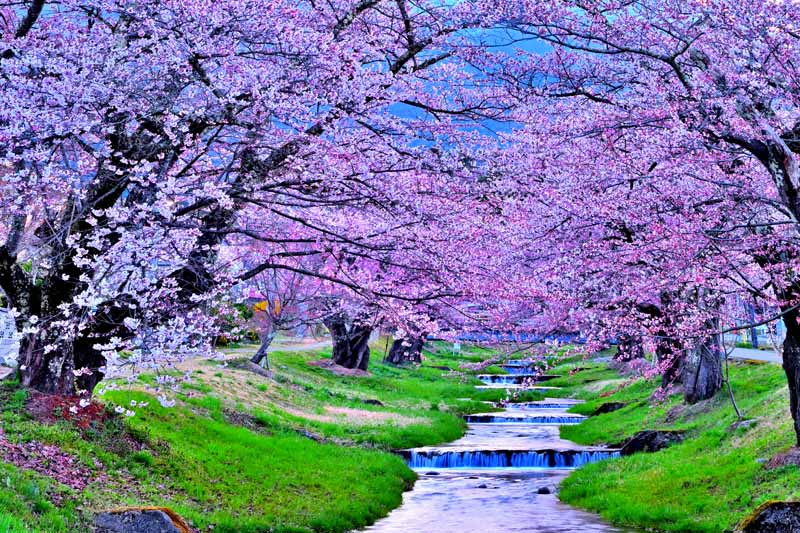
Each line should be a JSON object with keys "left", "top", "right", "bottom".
{"left": 240, "top": 268, "right": 323, "bottom": 371}
{"left": 486, "top": 134, "right": 729, "bottom": 402}
{"left": 475, "top": 0, "right": 800, "bottom": 437}
{"left": 0, "top": 0, "right": 533, "bottom": 396}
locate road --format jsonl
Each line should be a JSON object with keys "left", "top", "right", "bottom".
{"left": 729, "top": 347, "right": 780, "bottom": 364}
{"left": 220, "top": 337, "right": 331, "bottom": 356}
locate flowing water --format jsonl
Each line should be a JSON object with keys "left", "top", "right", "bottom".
{"left": 474, "top": 384, "right": 561, "bottom": 391}
{"left": 478, "top": 374, "right": 561, "bottom": 383}
{"left": 463, "top": 411, "right": 586, "bottom": 424}
{"left": 363, "top": 397, "right": 626, "bottom": 533}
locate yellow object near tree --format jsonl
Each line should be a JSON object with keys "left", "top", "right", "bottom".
{"left": 253, "top": 299, "right": 282, "bottom": 314}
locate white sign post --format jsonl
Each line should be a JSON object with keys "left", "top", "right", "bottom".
{"left": 0, "top": 308, "right": 19, "bottom": 368}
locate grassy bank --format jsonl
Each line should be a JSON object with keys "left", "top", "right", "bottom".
{"left": 13, "top": 339, "right": 790, "bottom": 533}
{"left": 0, "top": 340, "right": 500, "bottom": 532}
{"left": 548, "top": 358, "right": 800, "bottom": 532}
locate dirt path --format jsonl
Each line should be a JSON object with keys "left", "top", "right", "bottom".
{"left": 222, "top": 338, "right": 331, "bottom": 357}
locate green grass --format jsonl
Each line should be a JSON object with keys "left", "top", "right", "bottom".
{"left": 0, "top": 383, "right": 90, "bottom": 532}
{"left": 0, "top": 340, "right": 502, "bottom": 532}
{"left": 0, "top": 461, "right": 86, "bottom": 532}
{"left": 552, "top": 359, "right": 800, "bottom": 532}
{"left": 227, "top": 343, "right": 497, "bottom": 450}
{"left": 103, "top": 390, "right": 416, "bottom": 533}
{"left": 11, "top": 342, "right": 797, "bottom": 532}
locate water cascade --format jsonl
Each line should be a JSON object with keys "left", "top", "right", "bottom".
{"left": 403, "top": 449, "right": 620, "bottom": 469}
{"left": 478, "top": 374, "right": 542, "bottom": 384}
{"left": 477, "top": 374, "right": 562, "bottom": 383}
{"left": 502, "top": 365, "right": 535, "bottom": 375}
{"left": 501, "top": 366, "right": 557, "bottom": 376}
{"left": 505, "top": 401, "right": 579, "bottom": 409}
{"left": 464, "top": 414, "right": 585, "bottom": 424}
{"left": 474, "top": 384, "right": 560, "bottom": 390}
{"left": 500, "top": 360, "right": 535, "bottom": 367}
{"left": 365, "top": 373, "right": 625, "bottom": 532}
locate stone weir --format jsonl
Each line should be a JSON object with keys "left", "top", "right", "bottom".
{"left": 502, "top": 365, "right": 558, "bottom": 376}
{"left": 474, "top": 384, "right": 560, "bottom": 390}
{"left": 477, "top": 374, "right": 561, "bottom": 384}
{"left": 464, "top": 412, "right": 586, "bottom": 424}
{"left": 501, "top": 360, "right": 536, "bottom": 367}
{"left": 402, "top": 448, "right": 619, "bottom": 469}
{"left": 504, "top": 400, "right": 583, "bottom": 409}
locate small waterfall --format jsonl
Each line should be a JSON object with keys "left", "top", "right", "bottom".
{"left": 500, "top": 368, "right": 563, "bottom": 378}
{"left": 464, "top": 414, "right": 584, "bottom": 424}
{"left": 505, "top": 402, "right": 578, "bottom": 409}
{"left": 478, "top": 374, "right": 562, "bottom": 384}
{"left": 478, "top": 374, "right": 538, "bottom": 384}
{"left": 500, "top": 360, "right": 535, "bottom": 367}
{"left": 502, "top": 365, "right": 536, "bottom": 375}
{"left": 403, "top": 449, "right": 620, "bottom": 469}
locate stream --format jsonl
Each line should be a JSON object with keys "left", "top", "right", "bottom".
{"left": 363, "top": 371, "right": 626, "bottom": 533}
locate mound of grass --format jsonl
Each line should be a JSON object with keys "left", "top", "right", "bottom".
{"left": 196, "top": 343, "right": 496, "bottom": 451}
{"left": 554, "top": 359, "right": 800, "bottom": 532}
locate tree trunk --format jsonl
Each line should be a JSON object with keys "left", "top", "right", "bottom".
{"left": 682, "top": 323, "right": 723, "bottom": 404}
{"left": 658, "top": 335, "right": 684, "bottom": 389}
{"left": 386, "top": 335, "right": 425, "bottom": 365}
{"left": 19, "top": 332, "right": 76, "bottom": 396}
{"left": 782, "top": 307, "right": 800, "bottom": 446}
{"left": 615, "top": 335, "right": 644, "bottom": 362}
{"left": 638, "top": 298, "right": 684, "bottom": 389}
{"left": 73, "top": 335, "right": 109, "bottom": 395}
{"left": 747, "top": 303, "right": 759, "bottom": 348}
{"left": 332, "top": 325, "right": 371, "bottom": 370}
{"left": 250, "top": 331, "right": 275, "bottom": 370}
{"left": 323, "top": 313, "right": 372, "bottom": 371}
{"left": 19, "top": 330, "right": 105, "bottom": 396}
